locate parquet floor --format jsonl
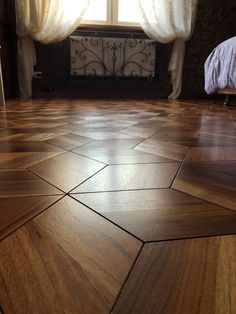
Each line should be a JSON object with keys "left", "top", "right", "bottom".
{"left": 0, "top": 98, "right": 236, "bottom": 314}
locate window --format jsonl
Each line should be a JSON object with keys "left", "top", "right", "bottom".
{"left": 82, "top": 0, "right": 141, "bottom": 27}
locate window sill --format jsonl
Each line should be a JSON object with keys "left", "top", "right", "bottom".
{"left": 79, "top": 23, "right": 143, "bottom": 32}
{"left": 76, "top": 24, "right": 147, "bottom": 39}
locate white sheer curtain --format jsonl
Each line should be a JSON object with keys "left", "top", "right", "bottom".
{"left": 0, "top": 51, "right": 5, "bottom": 106}
{"left": 139, "top": 0, "right": 198, "bottom": 99}
{"left": 15, "top": 0, "right": 89, "bottom": 98}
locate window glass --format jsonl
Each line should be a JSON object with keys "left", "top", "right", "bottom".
{"left": 82, "top": 0, "right": 141, "bottom": 26}
{"left": 118, "top": 0, "right": 140, "bottom": 23}
{"left": 83, "top": 0, "right": 107, "bottom": 22}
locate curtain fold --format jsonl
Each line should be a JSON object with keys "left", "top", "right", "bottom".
{"left": 139, "top": 0, "right": 198, "bottom": 99}
{"left": 15, "top": 0, "right": 89, "bottom": 98}
{"left": 0, "top": 49, "right": 5, "bottom": 106}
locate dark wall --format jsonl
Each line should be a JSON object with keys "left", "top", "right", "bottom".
{"left": 33, "top": 33, "right": 172, "bottom": 99}
{"left": 34, "top": 1, "right": 236, "bottom": 99}
{"left": 3, "top": 0, "right": 236, "bottom": 99}
{"left": 0, "top": 0, "right": 17, "bottom": 98}
{"left": 182, "top": 0, "right": 236, "bottom": 98}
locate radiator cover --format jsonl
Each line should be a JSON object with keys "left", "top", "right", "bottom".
{"left": 70, "top": 35, "right": 156, "bottom": 79}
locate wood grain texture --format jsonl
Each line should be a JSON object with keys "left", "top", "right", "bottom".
{"left": 0, "top": 152, "right": 62, "bottom": 169}
{"left": 1, "top": 98, "right": 236, "bottom": 313}
{"left": 0, "top": 141, "right": 64, "bottom": 152}
{"left": 0, "top": 131, "right": 67, "bottom": 142}
{"left": 119, "top": 126, "right": 158, "bottom": 138}
{"left": 173, "top": 162, "right": 236, "bottom": 211}
{"left": 73, "top": 138, "right": 142, "bottom": 150}
{"left": 74, "top": 148, "right": 174, "bottom": 164}
{"left": 134, "top": 139, "right": 189, "bottom": 161}
{"left": 151, "top": 128, "right": 199, "bottom": 144}
{"left": 74, "top": 189, "right": 236, "bottom": 241}
{"left": 7, "top": 122, "right": 67, "bottom": 129}
{"left": 0, "top": 170, "right": 62, "bottom": 198}
{"left": 29, "top": 152, "right": 105, "bottom": 192}
{"left": 185, "top": 147, "right": 236, "bottom": 162}
{"left": 0, "top": 195, "right": 61, "bottom": 240}
{"left": 113, "top": 236, "right": 236, "bottom": 314}
{"left": 70, "top": 130, "right": 138, "bottom": 140}
{"left": 72, "top": 163, "right": 180, "bottom": 193}
{"left": 0, "top": 196, "right": 141, "bottom": 314}
{"left": 199, "top": 123, "right": 236, "bottom": 135}
{"left": 197, "top": 131, "right": 236, "bottom": 146}
{"left": 46, "top": 133, "right": 93, "bottom": 150}
{"left": 61, "top": 122, "right": 136, "bottom": 133}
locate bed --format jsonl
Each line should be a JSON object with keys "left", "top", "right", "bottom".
{"left": 204, "top": 36, "right": 236, "bottom": 105}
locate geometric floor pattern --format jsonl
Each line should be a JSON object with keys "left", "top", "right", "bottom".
{"left": 0, "top": 98, "right": 236, "bottom": 313}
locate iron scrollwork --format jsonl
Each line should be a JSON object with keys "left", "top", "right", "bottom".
{"left": 70, "top": 35, "right": 156, "bottom": 80}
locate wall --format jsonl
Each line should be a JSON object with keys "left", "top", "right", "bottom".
{"left": 182, "top": 0, "right": 236, "bottom": 98}
{"left": 3, "top": 0, "right": 236, "bottom": 99}
{"left": 33, "top": 30, "right": 172, "bottom": 99}
{"left": 0, "top": 0, "right": 17, "bottom": 98}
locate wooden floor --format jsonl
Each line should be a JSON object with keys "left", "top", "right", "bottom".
{"left": 0, "top": 98, "right": 236, "bottom": 314}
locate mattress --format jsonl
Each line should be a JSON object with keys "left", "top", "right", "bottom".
{"left": 204, "top": 36, "right": 236, "bottom": 94}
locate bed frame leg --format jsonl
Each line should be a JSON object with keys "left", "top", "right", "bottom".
{"left": 224, "top": 94, "right": 231, "bottom": 106}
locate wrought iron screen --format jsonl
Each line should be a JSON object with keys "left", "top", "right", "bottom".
{"left": 70, "top": 35, "right": 156, "bottom": 80}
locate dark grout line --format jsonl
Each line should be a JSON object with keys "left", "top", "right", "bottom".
{"left": 41, "top": 141, "right": 68, "bottom": 152}
{"left": 68, "top": 138, "right": 96, "bottom": 151}
{"left": 0, "top": 195, "right": 65, "bottom": 242}
{"left": 70, "top": 147, "right": 181, "bottom": 165}
{"left": 144, "top": 231, "right": 236, "bottom": 244}
{"left": 108, "top": 161, "right": 180, "bottom": 165}
{"left": 133, "top": 147, "right": 179, "bottom": 160}
{"left": 68, "top": 164, "right": 108, "bottom": 194}
{"left": 69, "top": 194, "right": 144, "bottom": 244}
{"left": 110, "top": 242, "right": 145, "bottom": 313}
{"left": 70, "top": 186, "right": 176, "bottom": 195}
{"left": 169, "top": 161, "right": 184, "bottom": 188}
{"left": 26, "top": 168, "right": 66, "bottom": 194}
{"left": 169, "top": 145, "right": 191, "bottom": 188}
{"left": 69, "top": 150, "right": 107, "bottom": 165}
{"left": 130, "top": 131, "right": 157, "bottom": 150}
{"left": 0, "top": 193, "right": 64, "bottom": 200}
{"left": 43, "top": 141, "right": 73, "bottom": 152}
{"left": 70, "top": 191, "right": 236, "bottom": 246}
{"left": 171, "top": 186, "right": 236, "bottom": 215}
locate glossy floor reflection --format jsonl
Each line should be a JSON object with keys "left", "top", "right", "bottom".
{"left": 0, "top": 98, "right": 236, "bottom": 313}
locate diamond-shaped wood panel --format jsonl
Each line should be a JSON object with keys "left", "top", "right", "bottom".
{"left": 72, "top": 163, "right": 180, "bottom": 193}
{"left": 0, "top": 170, "right": 62, "bottom": 198}
{"left": 173, "top": 162, "right": 236, "bottom": 211}
{"left": 74, "top": 148, "right": 174, "bottom": 164}
{"left": 113, "top": 236, "right": 236, "bottom": 313}
{"left": 134, "top": 139, "right": 189, "bottom": 161}
{"left": 0, "top": 195, "right": 61, "bottom": 240}
{"left": 29, "top": 152, "right": 105, "bottom": 192}
{"left": 74, "top": 189, "right": 236, "bottom": 241}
